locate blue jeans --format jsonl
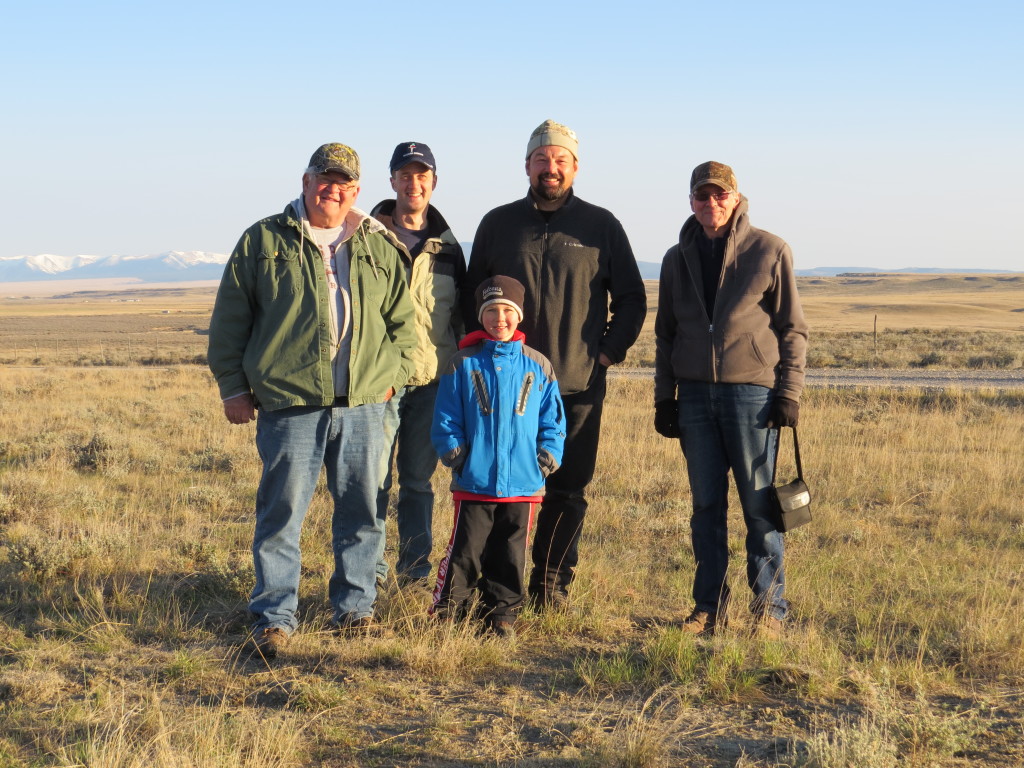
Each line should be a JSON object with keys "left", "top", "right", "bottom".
{"left": 375, "top": 383, "right": 440, "bottom": 581}
{"left": 251, "top": 402, "right": 386, "bottom": 631}
{"left": 675, "top": 381, "right": 787, "bottom": 620}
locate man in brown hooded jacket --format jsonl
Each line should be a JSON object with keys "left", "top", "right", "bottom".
{"left": 654, "top": 161, "right": 808, "bottom": 637}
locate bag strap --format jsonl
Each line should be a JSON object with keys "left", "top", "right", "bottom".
{"left": 792, "top": 426, "right": 804, "bottom": 480}
{"left": 771, "top": 426, "right": 804, "bottom": 483}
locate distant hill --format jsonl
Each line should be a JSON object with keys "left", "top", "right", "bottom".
{"left": 634, "top": 262, "right": 1020, "bottom": 281}
{"left": 792, "top": 266, "right": 1021, "bottom": 277}
{"left": 2, "top": 250, "right": 1017, "bottom": 284}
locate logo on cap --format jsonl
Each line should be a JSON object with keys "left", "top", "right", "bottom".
{"left": 390, "top": 141, "right": 436, "bottom": 173}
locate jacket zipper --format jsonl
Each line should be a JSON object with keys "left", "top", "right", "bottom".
{"left": 680, "top": 243, "right": 719, "bottom": 384}
{"left": 539, "top": 223, "right": 549, "bottom": 332}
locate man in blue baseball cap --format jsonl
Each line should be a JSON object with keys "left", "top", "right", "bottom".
{"left": 371, "top": 142, "right": 466, "bottom": 591}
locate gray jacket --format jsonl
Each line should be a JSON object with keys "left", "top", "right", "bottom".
{"left": 654, "top": 196, "right": 808, "bottom": 402}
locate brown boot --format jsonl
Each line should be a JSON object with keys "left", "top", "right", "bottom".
{"left": 681, "top": 610, "right": 721, "bottom": 637}
{"left": 333, "top": 615, "right": 380, "bottom": 637}
{"left": 753, "top": 614, "right": 786, "bottom": 639}
{"left": 251, "top": 627, "right": 289, "bottom": 659}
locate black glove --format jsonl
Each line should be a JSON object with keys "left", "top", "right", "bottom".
{"left": 538, "top": 449, "right": 560, "bottom": 478}
{"left": 654, "top": 400, "right": 681, "bottom": 439}
{"left": 442, "top": 445, "right": 466, "bottom": 473}
{"left": 767, "top": 396, "right": 800, "bottom": 428}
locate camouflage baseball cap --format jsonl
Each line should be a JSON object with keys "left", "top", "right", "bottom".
{"left": 307, "top": 143, "right": 360, "bottom": 181}
{"left": 526, "top": 119, "right": 578, "bottom": 160}
{"left": 690, "top": 161, "right": 737, "bottom": 194}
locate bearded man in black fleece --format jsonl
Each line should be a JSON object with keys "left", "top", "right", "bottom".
{"left": 463, "top": 120, "right": 646, "bottom": 609}
{"left": 654, "top": 161, "right": 808, "bottom": 638}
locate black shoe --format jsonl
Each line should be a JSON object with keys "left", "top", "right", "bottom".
{"left": 529, "top": 586, "right": 568, "bottom": 611}
{"left": 489, "top": 619, "right": 516, "bottom": 639}
{"left": 397, "top": 575, "right": 433, "bottom": 592}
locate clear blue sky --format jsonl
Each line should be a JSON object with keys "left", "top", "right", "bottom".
{"left": 2, "top": 1, "right": 1020, "bottom": 271}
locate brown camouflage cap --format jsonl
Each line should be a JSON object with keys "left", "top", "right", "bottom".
{"left": 690, "top": 161, "right": 737, "bottom": 194}
{"left": 307, "top": 143, "right": 360, "bottom": 181}
{"left": 526, "top": 119, "right": 579, "bottom": 160}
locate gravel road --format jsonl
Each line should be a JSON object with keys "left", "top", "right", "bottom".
{"left": 613, "top": 368, "right": 1024, "bottom": 390}
{"left": 9, "top": 365, "right": 1024, "bottom": 391}
{"left": 805, "top": 368, "right": 1024, "bottom": 389}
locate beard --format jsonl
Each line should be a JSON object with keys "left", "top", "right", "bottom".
{"left": 531, "top": 174, "right": 570, "bottom": 203}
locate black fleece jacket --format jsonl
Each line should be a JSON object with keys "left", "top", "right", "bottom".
{"left": 464, "top": 190, "right": 646, "bottom": 394}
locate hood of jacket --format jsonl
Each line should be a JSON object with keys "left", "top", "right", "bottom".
{"left": 369, "top": 199, "right": 458, "bottom": 245}
{"left": 655, "top": 193, "right": 807, "bottom": 402}
{"left": 288, "top": 197, "right": 392, "bottom": 243}
{"left": 459, "top": 329, "right": 526, "bottom": 349}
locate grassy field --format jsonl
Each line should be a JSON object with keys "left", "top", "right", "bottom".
{"left": 2, "top": 274, "right": 1022, "bottom": 369}
{"left": 625, "top": 274, "right": 1024, "bottom": 370}
{"left": 0, "top": 286, "right": 213, "bottom": 366}
{"left": 0, "top": 275, "right": 1022, "bottom": 766}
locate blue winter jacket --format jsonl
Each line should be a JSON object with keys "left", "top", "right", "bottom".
{"left": 432, "top": 330, "right": 566, "bottom": 498}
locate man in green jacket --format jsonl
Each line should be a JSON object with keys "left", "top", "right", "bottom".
{"left": 209, "top": 143, "right": 416, "bottom": 659}
{"left": 370, "top": 142, "right": 465, "bottom": 589}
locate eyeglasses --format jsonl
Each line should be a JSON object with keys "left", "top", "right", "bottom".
{"left": 315, "top": 174, "right": 357, "bottom": 192}
{"left": 691, "top": 190, "right": 733, "bottom": 203}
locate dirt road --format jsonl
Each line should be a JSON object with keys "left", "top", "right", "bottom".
{"left": 614, "top": 368, "right": 1024, "bottom": 390}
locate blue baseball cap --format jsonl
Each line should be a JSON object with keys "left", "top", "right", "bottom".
{"left": 389, "top": 142, "right": 436, "bottom": 174}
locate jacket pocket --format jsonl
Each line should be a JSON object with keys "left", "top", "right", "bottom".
{"left": 721, "top": 332, "right": 771, "bottom": 381}
{"left": 354, "top": 255, "right": 389, "bottom": 306}
{"left": 670, "top": 333, "right": 710, "bottom": 381}
{"left": 257, "top": 250, "right": 299, "bottom": 302}
{"left": 515, "top": 373, "right": 535, "bottom": 415}
{"left": 470, "top": 370, "right": 493, "bottom": 414}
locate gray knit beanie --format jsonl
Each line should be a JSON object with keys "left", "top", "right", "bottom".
{"left": 526, "top": 120, "right": 578, "bottom": 160}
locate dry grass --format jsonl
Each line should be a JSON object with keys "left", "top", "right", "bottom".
{"left": 4, "top": 275, "right": 1023, "bottom": 370}
{"left": 0, "top": 286, "right": 214, "bottom": 366}
{"left": 1, "top": 363, "right": 1022, "bottom": 766}
{"left": 0, "top": 277, "right": 1022, "bottom": 766}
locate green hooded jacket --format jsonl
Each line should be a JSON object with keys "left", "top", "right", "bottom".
{"left": 208, "top": 202, "right": 416, "bottom": 411}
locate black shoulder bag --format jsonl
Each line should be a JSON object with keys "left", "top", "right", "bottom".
{"left": 770, "top": 426, "right": 812, "bottom": 532}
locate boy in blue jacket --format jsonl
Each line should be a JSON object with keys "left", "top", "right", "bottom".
{"left": 430, "top": 276, "right": 566, "bottom": 636}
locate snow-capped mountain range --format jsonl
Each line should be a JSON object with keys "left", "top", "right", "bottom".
{"left": 3, "top": 251, "right": 1016, "bottom": 284}
{"left": 0, "top": 251, "right": 229, "bottom": 283}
